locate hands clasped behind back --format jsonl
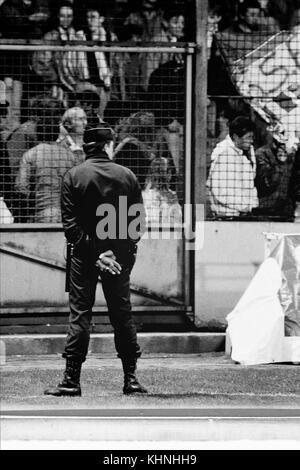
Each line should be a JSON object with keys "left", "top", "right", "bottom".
{"left": 95, "top": 249, "right": 122, "bottom": 275}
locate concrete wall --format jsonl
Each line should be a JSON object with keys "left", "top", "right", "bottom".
{"left": 0, "top": 226, "right": 184, "bottom": 307}
{"left": 1, "top": 221, "right": 300, "bottom": 329}
{"left": 194, "top": 221, "right": 300, "bottom": 329}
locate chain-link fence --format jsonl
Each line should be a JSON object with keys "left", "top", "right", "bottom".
{"left": 206, "top": 0, "right": 300, "bottom": 222}
{"left": 0, "top": 42, "right": 188, "bottom": 225}
{"left": 0, "top": 0, "right": 192, "bottom": 226}
{"left": 2, "top": 0, "right": 300, "bottom": 225}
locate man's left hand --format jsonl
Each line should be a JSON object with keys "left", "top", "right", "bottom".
{"left": 96, "top": 250, "right": 122, "bottom": 275}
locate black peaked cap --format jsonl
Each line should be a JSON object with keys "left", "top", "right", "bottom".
{"left": 83, "top": 126, "right": 114, "bottom": 145}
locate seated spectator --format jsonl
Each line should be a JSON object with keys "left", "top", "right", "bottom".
{"left": 0, "top": 0, "right": 50, "bottom": 135}
{"left": 15, "top": 118, "right": 79, "bottom": 223}
{"left": 57, "top": 106, "right": 87, "bottom": 162}
{"left": 114, "top": 110, "right": 174, "bottom": 189}
{"left": 255, "top": 131, "right": 295, "bottom": 218}
{"left": 36, "top": 2, "right": 86, "bottom": 96}
{"left": 75, "top": 3, "right": 117, "bottom": 118}
{"left": 111, "top": 24, "right": 145, "bottom": 102}
{"left": 145, "top": 8, "right": 185, "bottom": 89}
{"left": 207, "top": 116, "right": 258, "bottom": 217}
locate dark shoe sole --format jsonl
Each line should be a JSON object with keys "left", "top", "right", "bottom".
{"left": 44, "top": 387, "right": 82, "bottom": 397}
{"left": 123, "top": 387, "right": 148, "bottom": 395}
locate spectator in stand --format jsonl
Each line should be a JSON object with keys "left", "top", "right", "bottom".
{"left": 0, "top": 81, "right": 14, "bottom": 221}
{"left": 219, "top": 0, "right": 280, "bottom": 63}
{"left": 257, "top": 0, "right": 280, "bottom": 32}
{"left": 267, "top": 0, "right": 295, "bottom": 30}
{"left": 124, "top": 0, "right": 165, "bottom": 90}
{"left": 289, "top": 147, "right": 300, "bottom": 218}
{"left": 142, "top": 155, "right": 182, "bottom": 226}
{"left": 36, "top": 2, "right": 86, "bottom": 98}
{"left": 57, "top": 106, "right": 87, "bottom": 162}
{"left": 21, "top": 49, "right": 61, "bottom": 123}
{"left": 113, "top": 0, "right": 132, "bottom": 39}
{"left": 255, "top": 131, "right": 294, "bottom": 218}
{"left": 124, "top": 0, "right": 164, "bottom": 40}
{"left": 0, "top": 0, "right": 49, "bottom": 39}
{"left": 147, "top": 53, "right": 185, "bottom": 129}
{"left": 113, "top": 111, "right": 156, "bottom": 189}
{"left": 207, "top": 116, "right": 258, "bottom": 217}
{"left": 16, "top": 118, "right": 80, "bottom": 222}
{"left": 114, "top": 110, "right": 175, "bottom": 190}
{"left": 225, "top": 0, "right": 262, "bottom": 33}
{"left": 8, "top": 96, "right": 65, "bottom": 221}
{"left": 6, "top": 95, "right": 65, "bottom": 180}
{"left": 207, "top": 2, "right": 222, "bottom": 54}
{"left": 0, "top": 0, "right": 50, "bottom": 136}
{"left": 145, "top": 8, "right": 185, "bottom": 90}
{"left": 147, "top": 52, "right": 185, "bottom": 187}
{"left": 74, "top": 91, "right": 101, "bottom": 128}
{"left": 111, "top": 24, "right": 145, "bottom": 102}
{"left": 290, "top": 4, "right": 300, "bottom": 32}
{"left": 48, "top": 0, "right": 93, "bottom": 31}
{"left": 75, "top": 3, "right": 117, "bottom": 118}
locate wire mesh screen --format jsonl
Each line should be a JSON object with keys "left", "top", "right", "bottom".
{"left": 0, "top": 44, "right": 186, "bottom": 225}
{"left": 206, "top": 0, "right": 300, "bottom": 222}
{"left": 0, "top": 0, "right": 191, "bottom": 225}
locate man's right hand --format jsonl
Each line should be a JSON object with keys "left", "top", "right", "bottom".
{"left": 95, "top": 250, "right": 122, "bottom": 275}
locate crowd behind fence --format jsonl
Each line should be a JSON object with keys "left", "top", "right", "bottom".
{"left": 0, "top": 0, "right": 300, "bottom": 225}
{"left": 207, "top": 0, "right": 300, "bottom": 221}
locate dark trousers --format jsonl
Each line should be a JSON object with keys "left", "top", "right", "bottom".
{"left": 63, "top": 243, "right": 141, "bottom": 363}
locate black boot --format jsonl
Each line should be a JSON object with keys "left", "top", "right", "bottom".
{"left": 44, "top": 358, "right": 82, "bottom": 397}
{"left": 121, "top": 357, "right": 148, "bottom": 395}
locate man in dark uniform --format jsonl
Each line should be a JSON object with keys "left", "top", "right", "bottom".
{"left": 44, "top": 124, "right": 148, "bottom": 396}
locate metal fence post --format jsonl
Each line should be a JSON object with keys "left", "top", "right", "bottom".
{"left": 193, "top": 0, "right": 208, "bottom": 327}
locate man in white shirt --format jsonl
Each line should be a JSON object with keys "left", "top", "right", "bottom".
{"left": 207, "top": 116, "right": 258, "bottom": 217}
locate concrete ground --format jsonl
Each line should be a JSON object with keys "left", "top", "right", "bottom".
{"left": 1, "top": 352, "right": 300, "bottom": 448}
{"left": 1, "top": 352, "right": 300, "bottom": 409}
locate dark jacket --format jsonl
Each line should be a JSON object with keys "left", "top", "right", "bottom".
{"left": 147, "top": 58, "right": 185, "bottom": 127}
{"left": 255, "top": 145, "right": 281, "bottom": 198}
{"left": 0, "top": 0, "right": 47, "bottom": 80}
{"left": 61, "top": 150, "right": 145, "bottom": 254}
{"left": 0, "top": 136, "right": 13, "bottom": 212}
{"left": 290, "top": 150, "right": 300, "bottom": 204}
{"left": 255, "top": 144, "right": 294, "bottom": 217}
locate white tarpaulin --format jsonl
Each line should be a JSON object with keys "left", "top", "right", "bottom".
{"left": 226, "top": 234, "right": 300, "bottom": 365}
